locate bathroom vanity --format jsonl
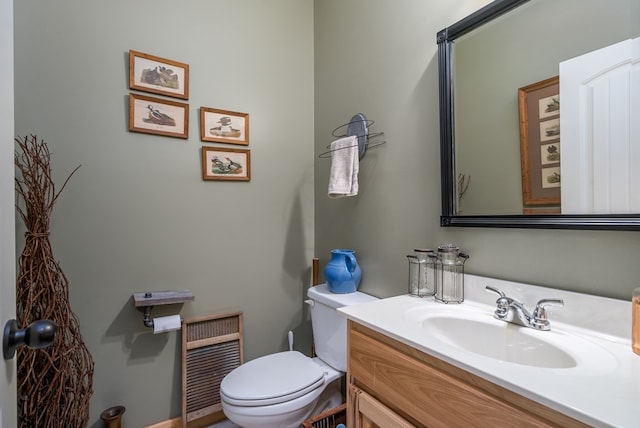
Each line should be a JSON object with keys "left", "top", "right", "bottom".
{"left": 339, "top": 275, "right": 640, "bottom": 427}
{"left": 347, "top": 321, "right": 584, "bottom": 427}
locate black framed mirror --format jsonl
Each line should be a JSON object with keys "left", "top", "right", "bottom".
{"left": 437, "top": 0, "right": 640, "bottom": 230}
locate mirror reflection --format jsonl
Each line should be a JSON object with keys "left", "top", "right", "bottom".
{"left": 452, "top": 0, "right": 638, "bottom": 216}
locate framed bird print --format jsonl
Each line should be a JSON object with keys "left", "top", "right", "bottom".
{"left": 201, "top": 146, "right": 251, "bottom": 181}
{"left": 129, "top": 93, "right": 189, "bottom": 139}
{"left": 200, "top": 107, "right": 249, "bottom": 145}
{"left": 518, "top": 76, "right": 560, "bottom": 208}
{"left": 129, "top": 50, "right": 189, "bottom": 100}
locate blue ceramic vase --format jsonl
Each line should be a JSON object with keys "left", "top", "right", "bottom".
{"left": 324, "top": 249, "right": 362, "bottom": 293}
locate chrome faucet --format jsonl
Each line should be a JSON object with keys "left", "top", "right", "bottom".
{"left": 485, "top": 286, "right": 563, "bottom": 331}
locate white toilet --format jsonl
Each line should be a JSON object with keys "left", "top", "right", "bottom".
{"left": 220, "top": 283, "right": 377, "bottom": 428}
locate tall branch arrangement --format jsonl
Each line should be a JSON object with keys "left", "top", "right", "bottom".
{"left": 14, "top": 135, "right": 94, "bottom": 428}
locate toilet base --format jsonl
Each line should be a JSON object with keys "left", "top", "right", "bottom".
{"left": 308, "top": 380, "right": 342, "bottom": 418}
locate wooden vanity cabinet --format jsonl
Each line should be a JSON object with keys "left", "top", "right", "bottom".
{"left": 347, "top": 320, "right": 588, "bottom": 428}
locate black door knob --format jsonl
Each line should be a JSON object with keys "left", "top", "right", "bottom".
{"left": 3, "top": 319, "right": 56, "bottom": 360}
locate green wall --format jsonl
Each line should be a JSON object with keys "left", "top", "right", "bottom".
{"left": 14, "top": 1, "right": 314, "bottom": 427}
{"left": 13, "top": 1, "right": 640, "bottom": 427}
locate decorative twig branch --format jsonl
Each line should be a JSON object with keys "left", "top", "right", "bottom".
{"left": 457, "top": 173, "right": 471, "bottom": 207}
{"left": 14, "top": 135, "right": 93, "bottom": 428}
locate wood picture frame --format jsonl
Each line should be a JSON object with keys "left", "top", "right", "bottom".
{"left": 129, "top": 50, "right": 189, "bottom": 99}
{"left": 200, "top": 107, "right": 249, "bottom": 145}
{"left": 518, "top": 76, "right": 561, "bottom": 207}
{"left": 201, "top": 146, "right": 251, "bottom": 181}
{"left": 129, "top": 93, "right": 189, "bottom": 139}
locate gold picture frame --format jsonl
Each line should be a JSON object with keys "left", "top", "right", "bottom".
{"left": 201, "top": 146, "right": 251, "bottom": 181}
{"left": 129, "top": 93, "right": 189, "bottom": 139}
{"left": 518, "top": 75, "right": 561, "bottom": 207}
{"left": 200, "top": 107, "right": 249, "bottom": 145}
{"left": 129, "top": 50, "right": 189, "bottom": 100}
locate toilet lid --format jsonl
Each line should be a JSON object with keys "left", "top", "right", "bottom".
{"left": 220, "top": 351, "right": 325, "bottom": 406}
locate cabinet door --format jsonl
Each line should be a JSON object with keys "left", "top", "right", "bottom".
{"left": 350, "top": 386, "right": 416, "bottom": 428}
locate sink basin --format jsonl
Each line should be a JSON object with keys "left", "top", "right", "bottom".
{"left": 421, "top": 314, "right": 576, "bottom": 368}
{"left": 405, "top": 305, "right": 616, "bottom": 372}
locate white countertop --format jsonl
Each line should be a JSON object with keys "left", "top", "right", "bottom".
{"left": 338, "top": 274, "right": 640, "bottom": 428}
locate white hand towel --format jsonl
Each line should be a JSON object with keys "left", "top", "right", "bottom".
{"left": 328, "top": 135, "right": 359, "bottom": 198}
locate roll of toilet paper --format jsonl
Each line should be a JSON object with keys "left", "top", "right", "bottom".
{"left": 153, "top": 315, "right": 181, "bottom": 334}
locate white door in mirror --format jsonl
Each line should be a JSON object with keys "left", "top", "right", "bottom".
{"left": 560, "top": 37, "right": 640, "bottom": 214}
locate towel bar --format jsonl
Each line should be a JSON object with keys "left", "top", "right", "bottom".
{"left": 318, "top": 113, "right": 386, "bottom": 159}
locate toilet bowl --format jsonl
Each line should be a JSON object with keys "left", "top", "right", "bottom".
{"left": 220, "top": 352, "right": 340, "bottom": 428}
{"left": 220, "top": 284, "right": 377, "bottom": 428}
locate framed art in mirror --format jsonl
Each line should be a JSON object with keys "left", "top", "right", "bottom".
{"left": 518, "top": 76, "right": 560, "bottom": 208}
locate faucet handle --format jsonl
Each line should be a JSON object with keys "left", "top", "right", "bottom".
{"left": 485, "top": 285, "right": 506, "bottom": 298}
{"left": 485, "top": 286, "right": 510, "bottom": 318}
{"left": 534, "top": 298, "right": 564, "bottom": 313}
{"left": 532, "top": 298, "right": 564, "bottom": 330}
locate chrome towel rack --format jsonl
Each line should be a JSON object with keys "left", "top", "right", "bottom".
{"left": 318, "top": 113, "right": 386, "bottom": 159}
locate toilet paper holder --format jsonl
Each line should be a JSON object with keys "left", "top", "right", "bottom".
{"left": 132, "top": 289, "right": 194, "bottom": 329}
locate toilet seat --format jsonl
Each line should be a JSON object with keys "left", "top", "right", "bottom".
{"left": 220, "top": 351, "right": 325, "bottom": 407}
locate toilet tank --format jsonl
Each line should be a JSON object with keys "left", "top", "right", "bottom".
{"left": 307, "top": 284, "right": 378, "bottom": 372}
